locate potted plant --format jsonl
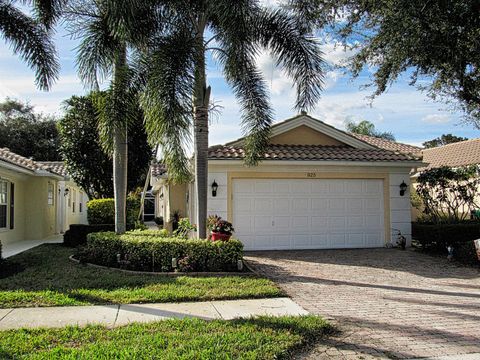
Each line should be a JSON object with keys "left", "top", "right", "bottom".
{"left": 207, "top": 215, "right": 234, "bottom": 241}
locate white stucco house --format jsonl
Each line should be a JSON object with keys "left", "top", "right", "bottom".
{"left": 0, "top": 148, "right": 87, "bottom": 247}
{"left": 151, "top": 114, "right": 424, "bottom": 250}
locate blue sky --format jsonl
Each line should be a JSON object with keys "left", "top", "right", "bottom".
{"left": 0, "top": 12, "right": 479, "bottom": 148}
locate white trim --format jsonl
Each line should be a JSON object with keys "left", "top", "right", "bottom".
{"left": 0, "top": 160, "right": 35, "bottom": 176}
{"left": 226, "top": 115, "right": 377, "bottom": 149}
{"left": 208, "top": 159, "right": 425, "bottom": 168}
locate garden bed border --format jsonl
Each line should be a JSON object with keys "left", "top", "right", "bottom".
{"left": 69, "top": 255, "right": 254, "bottom": 277}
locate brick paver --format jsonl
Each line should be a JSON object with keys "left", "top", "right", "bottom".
{"left": 245, "top": 249, "right": 480, "bottom": 359}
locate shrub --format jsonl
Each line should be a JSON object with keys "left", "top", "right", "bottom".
{"left": 63, "top": 224, "right": 116, "bottom": 247}
{"left": 87, "top": 197, "right": 140, "bottom": 229}
{"left": 154, "top": 216, "right": 164, "bottom": 227}
{"left": 0, "top": 240, "right": 3, "bottom": 264}
{"left": 412, "top": 222, "right": 480, "bottom": 264}
{"left": 173, "top": 218, "right": 197, "bottom": 239}
{"left": 126, "top": 229, "right": 169, "bottom": 237}
{"left": 78, "top": 231, "right": 243, "bottom": 272}
{"left": 416, "top": 166, "right": 480, "bottom": 223}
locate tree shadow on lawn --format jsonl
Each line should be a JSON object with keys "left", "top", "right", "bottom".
{"left": 0, "top": 244, "right": 280, "bottom": 307}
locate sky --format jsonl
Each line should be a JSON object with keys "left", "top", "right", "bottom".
{"left": 1, "top": 7, "right": 479, "bottom": 148}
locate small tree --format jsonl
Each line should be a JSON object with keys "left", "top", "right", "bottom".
{"left": 345, "top": 120, "right": 395, "bottom": 141}
{"left": 416, "top": 166, "right": 480, "bottom": 223}
{"left": 58, "top": 94, "right": 153, "bottom": 199}
{"left": 0, "top": 99, "right": 61, "bottom": 160}
{"left": 422, "top": 134, "right": 468, "bottom": 149}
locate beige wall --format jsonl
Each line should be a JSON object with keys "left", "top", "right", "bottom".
{"left": 64, "top": 180, "right": 88, "bottom": 228}
{"left": 269, "top": 125, "right": 345, "bottom": 146}
{"left": 24, "top": 177, "right": 57, "bottom": 240}
{"left": 0, "top": 168, "right": 27, "bottom": 245}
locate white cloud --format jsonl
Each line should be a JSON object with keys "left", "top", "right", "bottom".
{"left": 421, "top": 114, "right": 450, "bottom": 124}
{"left": 320, "top": 41, "right": 357, "bottom": 67}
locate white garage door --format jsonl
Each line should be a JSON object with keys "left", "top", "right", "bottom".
{"left": 233, "top": 178, "right": 385, "bottom": 250}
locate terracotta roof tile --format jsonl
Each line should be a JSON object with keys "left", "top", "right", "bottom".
{"left": 349, "top": 133, "right": 422, "bottom": 154}
{"left": 208, "top": 144, "right": 421, "bottom": 162}
{"left": 151, "top": 163, "right": 167, "bottom": 177}
{"left": 37, "top": 161, "right": 68, "bottom": 176}
{"left": 0, "top": 148, "right": 65, "bottom": 177}
{"left": 421, "top": 138, "right": 480, "bottom": 169}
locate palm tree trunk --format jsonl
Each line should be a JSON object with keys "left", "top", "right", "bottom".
{"left": 113, "top": 45, "right": 128, "bottom": 234}
{"left": 193, "top": 19, "right": 210, "bottom": 239}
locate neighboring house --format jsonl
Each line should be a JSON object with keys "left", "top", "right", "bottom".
{"left": 151, "top": 114, "right": 424, "bottom": 250}
{"left": 412, "top": 138, "right": 480, "bottom": 220}
{"left": 0, "top": 149, "right": 87, "bottom": 246}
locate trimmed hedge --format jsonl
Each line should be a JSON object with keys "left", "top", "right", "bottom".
{"left": 126, "top": 229, "right": 170, "bottom": 237}
{"left": 78, "top": 232, "right": 243, "bottom": 272}
{"left": 64, "top": 224, "right": 115, "bottom": 247}
{"left": 0, "top": 240, "right": 3, "bottom": 263}
{"left": 412, "top": 222, "right": 480, "bottom": 264}
{"left": 87, "top": 197, "right": 140, "bottom": 229}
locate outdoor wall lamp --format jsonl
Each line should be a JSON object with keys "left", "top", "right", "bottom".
{"left": 399, "top": 181, "right": 408, "bottom": 196}
{"left": 64, "top": 188, "right": 70, "bottom": 197}
{"left": 211, "top": 180, "right": 218, "bottom": 197}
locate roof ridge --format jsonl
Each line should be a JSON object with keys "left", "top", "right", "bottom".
{"left": 422, "top": 137, "right": 480, "bottom": 152}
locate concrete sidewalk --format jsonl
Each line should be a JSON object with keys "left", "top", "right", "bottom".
{"left": 3, "top": 235, "right": 63, "bottom": 258}
{"left": 0, "top": 297, "right": 308, "bottom": 330}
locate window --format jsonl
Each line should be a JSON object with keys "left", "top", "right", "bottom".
{"left": 48, "top": 183, "right": 54, "bottom": 205}
{"left": 79, "top": 192, "right": 83, "bottom": 212}
{"left": 0, "top": 180, "right": 7, "bottom": 228}
{"left": 72, "top": 189, "right": 76, "bottom": 213}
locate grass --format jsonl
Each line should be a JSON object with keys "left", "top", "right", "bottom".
{"left": 0, "top": 316, "right": 331, "bottom": 359}
{"left": 0, "top": 244, "right": 283, "bottom": 308}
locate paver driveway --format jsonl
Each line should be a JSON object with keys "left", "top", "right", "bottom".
{"left": 245, "top": 249, "right": 480, "bottom": 359}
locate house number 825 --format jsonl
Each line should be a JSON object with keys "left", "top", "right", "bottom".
{"left": 306, "top": 172, "right": 316, "bottom": 178}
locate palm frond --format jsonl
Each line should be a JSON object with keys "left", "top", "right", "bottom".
{"left": 64, "top": 0, "right": 119, "bottom": 88}
{"left": 0, "top": 1, "right": 59, "bottom": 90}
{"left": 215, "top": 37, "right": 274, "bottom": 166}
{"left": 140, "top": 29, "right": 196, "bottom": 183}
{"left": 31, "top": 0, "right": 66, "bottom": 29}
{"left": 254, "top": 8, "right": 325, "bottom": 111}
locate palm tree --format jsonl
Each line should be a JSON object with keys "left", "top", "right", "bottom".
{"left": 139, "top": 1, "right": 325, "bottom": 238}
{"left": 65, "top": 0, "right": 152, "bottom": 233}
{"left": 0, "top": 0, "right": 61, "bottom": 89}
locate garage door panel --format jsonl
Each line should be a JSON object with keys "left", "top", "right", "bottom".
{"left": 311, "top": 216, "right": 327, "bottom": 230}
{"left": 295, "top": 235, "right": 311, "bottom": 247}
{"left": 345, "top": 180, "right": 363, "bottom": 193}
{"left": 329, "top": 234, "right": 346, "bottom": 247}
{"left": 254, "top": 181, "right": 274, "bottom": 193}
{"left": 233, "top": 178, "right": 385, "bottom": 250}
{"left": 347, "top": 216, "right": 364, "bottom": 228}
{"left": 254, "top": 199, "right": 272, "bottom": 212}
{"left": 235, "top": 198, "right": 252, "bottom": 212}
{"left": 348, "top": 233, "right": 365, "bottom": 246}
{"left": 273, "top": 216, "right": 291, "bottom": 230}
{"left": 329, "top": 198, "right": 345, "bottom": 211}
{"left": 292, "top": 216, "right": 309, "bottom": 228}
{"left": 254, "top": 216, "right": 271, "bottom": 231}
{"left": 234, "top": 181, "right": 254, "bottom": 193}
{"left": 273, "top": 198, "right": 290, "bottom": 213}
{"left": 311, "top": 198, "right": 328, "bottom": 212}
{"left": 311, "top": 234, "right": 328, "bottom": 247}
{"left": 293, "top": 198, "right": 309, "bottom": 211}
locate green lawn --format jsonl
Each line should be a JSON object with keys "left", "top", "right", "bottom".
{"left": 0, "top": 244, "right": 283, "bottom": 308}
{"left": 0, "top": 316, "right": 331, "bottom": 359}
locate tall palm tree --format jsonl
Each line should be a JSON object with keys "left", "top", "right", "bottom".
{"left": 0, "top": 0, "right": 61, "bottom": 89}
{"left": 140, "top": 1, "right": 325, "bottom": 238}
{"left": 65, "top": 0, "right": 152, "bottom": 233}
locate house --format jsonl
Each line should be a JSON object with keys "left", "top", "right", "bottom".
{"left": 151, "top": 113, "right": 424, "bottom": 250}
{"left": 412, "top": 138, "right": 480, "bottom": 220}
{"left": 0, "top": 148, "right": 87, "bottom": 247}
